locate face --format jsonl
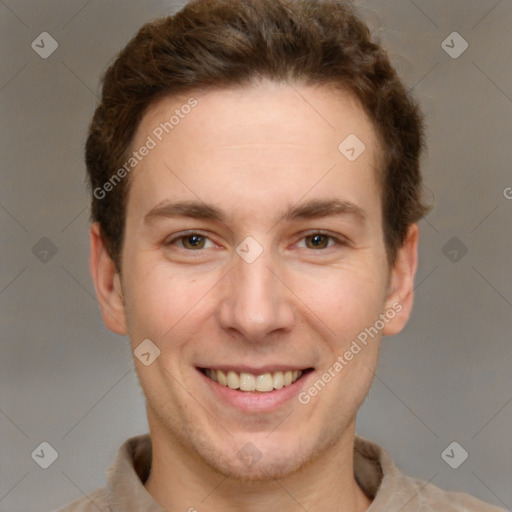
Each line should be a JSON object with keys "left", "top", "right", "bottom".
{"left": 91, "top": 80, "right": 418, "bottom": 482}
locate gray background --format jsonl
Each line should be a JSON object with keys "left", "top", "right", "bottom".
{"left": 1, "top": 0, "right": 511, "bottom": 510}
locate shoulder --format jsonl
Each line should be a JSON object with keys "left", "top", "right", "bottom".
{"left": 394, "top": 474, "right": 506, "bottom": 511}
{"left": 53, "top": 487, "right": 109, "bottom": 512}
{"left": 353, "top": 436, "right": 505, "bottom": 511}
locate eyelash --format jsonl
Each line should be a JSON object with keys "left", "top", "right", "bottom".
{"left": 164, "top": 230, "right": 348, "bottom": 251}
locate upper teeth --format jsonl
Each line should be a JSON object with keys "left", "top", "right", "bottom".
{"left": 204, "top": 369, "right": 303, "bottom": 392}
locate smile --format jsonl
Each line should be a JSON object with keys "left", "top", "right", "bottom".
{"left": 201, "top": 368, "right": 307, "bottom": 393}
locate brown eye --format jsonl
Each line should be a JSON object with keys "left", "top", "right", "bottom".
{"left": 181, "top": 234, "right": 206, "bottom": 249}
{"left": 165, "top": 232, "right": 215, "bottom": 250}
{"left": 305, "top": 234, "right": 331, "bottom": 249}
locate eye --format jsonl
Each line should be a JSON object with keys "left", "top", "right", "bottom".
{"left": 297, "top": 232, "right": 344, "bottom": 250}
{"left": 165, "top": 232, "right": 217, "bottom": 250}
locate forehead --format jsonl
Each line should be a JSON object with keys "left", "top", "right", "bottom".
{"left": 126, "top": 80, "right": 382, "bottom": 224}
{"left": 138, "top": 80, "right": 378, "bottom": 154}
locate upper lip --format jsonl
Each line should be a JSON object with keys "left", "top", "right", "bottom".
{"left": 198, "top": 365, "right": 313, "bottom": 374}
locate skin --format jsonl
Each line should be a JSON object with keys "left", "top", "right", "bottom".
{"left": 90, "top": 79, "right": 419, "bottom": 512}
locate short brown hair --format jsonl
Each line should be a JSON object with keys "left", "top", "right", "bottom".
{"left": 86, "top": 0, "right": 430, "bottom": 271}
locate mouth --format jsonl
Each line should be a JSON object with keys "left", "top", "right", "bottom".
{"left": 198, "top": 367, "right": 313, "bottom": 393}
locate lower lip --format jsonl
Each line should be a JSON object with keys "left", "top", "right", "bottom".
{"left": 197, "top": 369, "right": 314, "bottom": 413}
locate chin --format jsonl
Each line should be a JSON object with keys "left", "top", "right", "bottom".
{"left": 206, "top": 446, "right": 312, "bottom": 483}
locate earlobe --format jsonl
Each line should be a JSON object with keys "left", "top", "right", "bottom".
{"left": 382, "top": 223, "right": 419, "bottom": 337}
{"left": 89, "top": 222, "right": 128, "bottom": 336}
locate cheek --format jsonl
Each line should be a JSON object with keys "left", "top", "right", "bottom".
{"left": 308, "top": 269, "right": 386, "bottom": 410}
{"left": 123, "top": 259, "right": 225, "bottom": 357}
{"left": 123, "top": 263, "right": 195, "bottom": 341}
{"left": 299, "top": 262, "right": 388, "bottom": 339}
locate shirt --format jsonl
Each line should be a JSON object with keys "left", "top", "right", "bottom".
{"left": 55, "top": 434, "right": 505, "bottom": 511}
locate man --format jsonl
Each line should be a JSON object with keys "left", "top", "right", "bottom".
{"left": 57, "top": 0, "right": 504, "bottom": 510}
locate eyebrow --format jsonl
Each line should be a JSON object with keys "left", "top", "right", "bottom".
{"left": 143, "top": 198, "right": 367, "bottom": 225}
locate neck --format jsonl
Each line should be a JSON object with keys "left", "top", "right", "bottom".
{"left": 144, "top": 417, "right": 372, "bottom": 512}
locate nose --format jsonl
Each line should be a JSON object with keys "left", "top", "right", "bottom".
{"left": 218, "top": 245, "right": 295, "bottom": 343}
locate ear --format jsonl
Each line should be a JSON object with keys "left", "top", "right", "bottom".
{"left": 89, "top": 222, "right": 128, "bottom": 335}
{"left": 382, "top": 223, "right": 419, "bottom": 336}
